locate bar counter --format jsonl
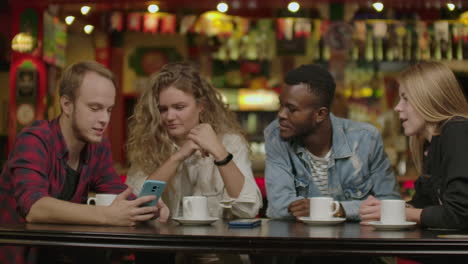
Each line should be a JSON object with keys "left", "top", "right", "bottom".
{"left": 1, "top": 219, "right": 468, "bottom": 256}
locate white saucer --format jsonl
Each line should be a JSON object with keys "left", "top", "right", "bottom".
{"left": 298, "top": 217, "right": 346, "bottom": 225}
{"left": 368, "top": 221, "right": 417, "bottom": 230}
{"left": 172, "top": 216, "right": 219, "bottom": 225}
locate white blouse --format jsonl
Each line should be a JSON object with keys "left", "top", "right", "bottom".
{"left": 126, "top": 133, "right": 262, "bottom": 219}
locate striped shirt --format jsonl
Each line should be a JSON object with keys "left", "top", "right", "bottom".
{"left": 306, "top": 150, "right": 331, "bottom": 196}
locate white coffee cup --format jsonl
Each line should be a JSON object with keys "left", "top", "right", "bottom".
{"left": 309, "top": 197, "right": 340, "bottom": 220}
{"left": 87, "top": 194, "right": 117, "bottom": 206}
{"left": 380, "top": 199, "right": 406, "bottom": 224}
{"left": 183, "top": 196, "right": 209, "bottom": 220}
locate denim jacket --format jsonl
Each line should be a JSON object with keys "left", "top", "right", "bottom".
{"left": 264, "top": 114, "right": 400, "bottom": 221}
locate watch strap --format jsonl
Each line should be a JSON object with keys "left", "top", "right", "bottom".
{"left": 214, "top": 152, "right": 233, "bottom": 166}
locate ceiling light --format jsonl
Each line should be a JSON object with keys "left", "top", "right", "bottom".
{"left": 148, "top": 4, "right": 159, "bottom": 13}
{"left": 288, "top": 2, "right": 300, "bottom": 13}
{"left": 372, "top": 2, "right": 384, "bottom": 12}
{"left": 447, "top": 3, "right": 456, "bottom": 11}
{"left": 217, "top": 2, "right": 229, "bottom": 13}
{"left": 232, "top": 0, "right": 241, "bottom": 9}
{"left": 81, "top": 5, "right": 91, "bottom": 15}
{"left": 84, "top": 24, "right": 94, "bottom": 34}
{"left": 247, "top": 0, "right": 257, "bottom": 9}
{"left": 65, "top": 16, "right": 75, "bottom": 25}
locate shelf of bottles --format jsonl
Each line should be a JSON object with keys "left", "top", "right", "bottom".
{"left": 307, "top": 20, "right": 468, "bottom": 63}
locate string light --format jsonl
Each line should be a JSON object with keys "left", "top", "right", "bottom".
{"left": 147, "top": 4, "right": 159, "bottom": 13}
{"left": 80, "top": 5, "right": 91, "bottom": 15}
{"left": 232, "top": 0, "right": 241, "bottom": 9}
{"left": 83, "top": 25, "right": 94, "bottom": 34}
{"left": 247, "top": 0, "right": 257, "bottom": 9}
{"left": 65, "top": 16, "right": 75, "bottom": 25}
{"left": 372, "top": 2, "right": 384, "bottom": 12}
{"left": 288, "top": 2, "right": 300, "bottom": 13}
{"left": 217, "top": 2, "right": 229, "bottom": 13}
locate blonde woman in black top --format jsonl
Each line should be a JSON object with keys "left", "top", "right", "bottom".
{"left": 360, "top": 61, "right": 468, "bottom": 230}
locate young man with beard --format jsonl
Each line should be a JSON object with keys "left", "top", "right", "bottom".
{"left": 264, "top": 64, "right": 400, "bottom": 222}
{"left": 0, "top": 61, "right": 169, "bottom": 263}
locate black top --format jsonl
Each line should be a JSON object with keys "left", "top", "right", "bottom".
{"left": 58, "top": 164, "right": 80, "bottom": 201}
{"left": 408, "top": 117, "right": 468, "bottom": 229}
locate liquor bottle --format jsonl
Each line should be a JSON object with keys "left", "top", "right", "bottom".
{"left": 453, "top": 24, "right": 463, "bottom": 60}
{"left": 434, "top": 37, "right": 442, "bottom": 61}
{"left": 417, "top": 21, "right": 430, "bottom": 60}
{"left": 405, "top": 28, "right": 412, "bottom": 61}
{"left": 322, "top": 38, "right": 330, "bottom": 61}
{"left": 446, "top": 33, "right": 453, "bottom": 61}
{"left": 318, "top": 37, "right": 324, "bottom": 61}
{"left": 386, "top": 31, "right": 395, "bottom": 61}
{"left": 376, "top": 38, "right": 383, "bottom": 61}
{"left": 351, "top": 41, "right": 359, "bottom": 61}
{"left": 365, "top": 28, "right": 374, "bottom": 61}
{"left": 426, "top": 24, "right": 434, "bottom": 60}
{"left": 313, "top": 37, "right": 321, "bottom": 61}
{"left": 415, "top": 24, "right": 421, "bottom": 61}
{"left": 456, "top": 36, "right": 463, "bottom": 60}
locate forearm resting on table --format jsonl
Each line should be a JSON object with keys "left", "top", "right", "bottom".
{"left": 147, "top": 154, "right": 181, "bottom": 182}
{"left": 26, "top": 196, "right": 108, "bottom": 225}
{"left": 406, "top": 207, "right": 423, "bottom": 224}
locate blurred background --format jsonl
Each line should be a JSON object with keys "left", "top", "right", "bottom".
{"left": 2, "top": 0, "right": 468, "bottom": 200}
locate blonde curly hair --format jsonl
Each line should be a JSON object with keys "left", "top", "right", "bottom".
{"left": 127, "top": 62, "right": 245, "bottom": 174}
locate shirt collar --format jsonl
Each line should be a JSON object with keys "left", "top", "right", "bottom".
{"left": 291, "top": 113, "right": 352, "bottom": 159}
{"left": 329, "top": 114, "right": 352, "bottom": 159}
{"left": 52, "top": 116, "right": 91, "bottom": 164}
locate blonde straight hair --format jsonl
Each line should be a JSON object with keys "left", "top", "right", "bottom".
{"left": 398, "top": 61, "right": 468, "bottom": 173}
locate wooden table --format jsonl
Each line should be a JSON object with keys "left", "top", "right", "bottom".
{"left": 1, "top": 219, "right": 468, "bottom": 256}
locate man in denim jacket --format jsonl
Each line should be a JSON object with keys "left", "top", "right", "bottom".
{"left": 264, "top": 64, "right": 400, "bottom": 221}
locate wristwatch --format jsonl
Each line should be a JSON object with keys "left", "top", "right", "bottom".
{"left": 214, "top": 152, "right": 233, "bottom": 166}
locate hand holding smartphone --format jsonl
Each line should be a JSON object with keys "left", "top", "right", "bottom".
{"left": 138, "top": 180, "right": 166, "bottom": 207}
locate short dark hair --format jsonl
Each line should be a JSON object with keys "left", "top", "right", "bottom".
{"left": 284, "top": 64, "right": 336, "bottom": 109}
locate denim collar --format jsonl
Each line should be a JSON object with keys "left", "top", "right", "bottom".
{"left": 292, "top": 113, "right": 352, "bottom": 159}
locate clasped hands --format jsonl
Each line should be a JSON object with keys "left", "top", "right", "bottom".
{"left": 176, "top": 123, "right": 228, "bottom": 162}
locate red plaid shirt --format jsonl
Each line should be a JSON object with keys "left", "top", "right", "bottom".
{"left": 0, "top": 117, "right": 129, "bottom": 264}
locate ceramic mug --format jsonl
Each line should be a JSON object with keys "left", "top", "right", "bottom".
{"left": 183, "top": 196, "right": 209, "bottom": 220}
{"left": 309, "top": 197, "right": 340, "bottom": 220}
{"left": 87, "top": 194, "right": 117, "bottom": 206}
{"left": 380, "top": 199, "right": 406, "bottom": 224}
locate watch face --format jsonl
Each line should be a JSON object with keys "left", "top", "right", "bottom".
{"left": 17, "top": 103, "right": 35, "bottom": 125}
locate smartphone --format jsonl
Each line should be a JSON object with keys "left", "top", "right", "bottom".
{"left": 138, "top": 180, "right": 166, "bottom": 207}
{"left": 228, "top": 219, "right": 262, "bottom": 228}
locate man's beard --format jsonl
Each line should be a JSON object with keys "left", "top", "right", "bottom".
{"left": 71, "top": 110, "right": 98, "bottom": 144}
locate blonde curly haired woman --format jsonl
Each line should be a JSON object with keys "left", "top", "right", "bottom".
{"left": 126, "top": 62, "right": 262, "bottom": 222}
{"left": 360, "top": 61, "right": 468, "bottom": 233}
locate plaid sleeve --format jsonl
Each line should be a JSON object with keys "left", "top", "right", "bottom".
{"left": 91, "top": 138, "right": 137, "bottom": 200}
{"left": 9, "top": 132, "right": 51, "bottom": 218}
